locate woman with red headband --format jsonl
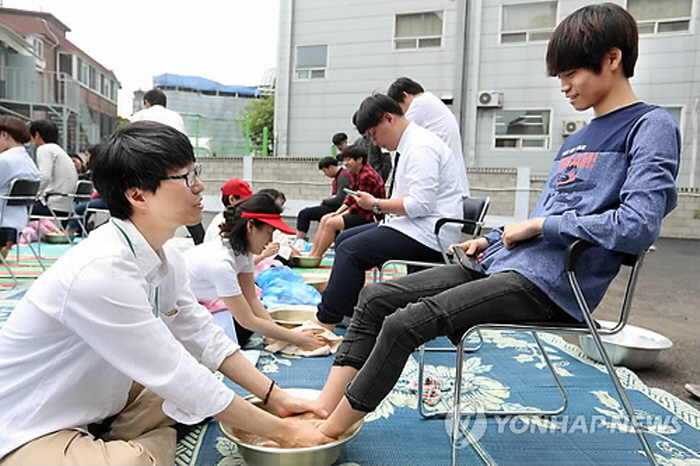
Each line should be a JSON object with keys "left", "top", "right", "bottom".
{"left": 184, "top": 193, "right": 329, "bottom": 349}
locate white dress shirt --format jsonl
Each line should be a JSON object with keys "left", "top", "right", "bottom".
{"left": 35, "top": 143, "right": 79, "bottom": 212}
{"left": 381, "top": 122, "right": 464, "bottom": 252}
{"left": 0, "top": 219, "right": 238, "bottom": 458}
{"left": 0, "top": 146, "right": 40, "bottom": 231}
{"left": 405, "top": 92, "right": 470, "bottom": 195}
{"left": 130, "top": 105, "right": 187, "bottom": 135}
{"left": 184, "top": 236, "right": 255, "bottom": 301}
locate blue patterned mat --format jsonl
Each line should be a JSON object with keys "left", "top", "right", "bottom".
{"left": 173, "top": 332, "right": 700, "bottom": 466}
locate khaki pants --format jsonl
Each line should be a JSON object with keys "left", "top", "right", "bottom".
{"left": 1, "top": 384, "right": 177, "bottom": 466}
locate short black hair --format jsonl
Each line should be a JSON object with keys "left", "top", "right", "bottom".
{"left": 387, "top": 77, "right": 424, "bottom": 103}
{"left": 352, "top": 94, "right": 403, "bottom": 136}
{"left": 28, "top": 120, "right": 59, "bottom": 144}
{"left": 220, "top": 193, "right": 283, "bottom": 255}
{"left": 257, "top": 188, "right": 286, "bottom": 205}
{"left": 91, "top": 121, "right": 194, "bottom": 220}
{"left": 547, "top": 3, "right": 638, "bottom": 78}
{"left": 318, "top": 156, "right": 338, "bottom": 170}
{"left": 143, "top": 89, "right": 167, "bottom": 107}
{"left": 332, "top": 132, "right": 347, "bottom": 146}
{"left": 0, "top": 115, "right": 30, "bottom": 144}
{"left": 341, "top": 144, "right": 368, "bottom": 165}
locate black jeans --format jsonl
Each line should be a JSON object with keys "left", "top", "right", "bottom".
{"left": 296, "top": 204, "right": 335, "bottom": 233}
{"left": 316, "top": 223, "right": 443, "bottom": 324}
{"left": 334, "top": 265, "right": 575, "bottom": 412}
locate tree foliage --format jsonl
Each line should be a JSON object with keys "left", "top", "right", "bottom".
{"left": 238, "top": 94, "right": 274, "bottom": 153}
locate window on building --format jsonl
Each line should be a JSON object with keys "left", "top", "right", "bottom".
{"left": 628, "top": 0, "right": 692, "bottom": 34}
{"left": 58, "top": 53, "right": 73, "bottom": 77}
{"left": 32, "top": 37, "right": 44, "bottom": 59}
{"left": 394, "top": 11, "right": 444, "bottom": 50}
{"left": 501, "top": 2, "right": 557, "bottom": 44}
{"left": 495, "top": 109, "right": 551, "bottom": 149}
{"left": 660, "top": 105, "right": 683, "bottom": 125}
{"left": 295, "top": 45, "right": 327, "bottom": 79}
{"left": 101, "top": 74, "right": 110, "bottom": 97}
{"left": 78, "top": 59, "right": 89, "bottom": 85}
{"left": 111, "top": 80, "right": 118, "bottom": 102}
{"left": 89, "top": 66, "right": 98, "bottom": 91}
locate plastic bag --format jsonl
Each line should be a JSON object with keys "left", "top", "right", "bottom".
{"left": 256, "top": 266, "right": 321, "bottom": 308}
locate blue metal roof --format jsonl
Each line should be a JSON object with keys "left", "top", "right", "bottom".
{"left": 155, "top": 73, "right": 261, "bottom": 98}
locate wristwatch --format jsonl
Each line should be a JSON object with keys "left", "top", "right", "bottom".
{"left": 372, "top": 199, "right": 381, "bottom": 215}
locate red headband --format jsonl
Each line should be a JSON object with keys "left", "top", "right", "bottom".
{"left": 241, "top": 212, "right": 282, "bottom": 221}
{"left": 241, "top": 211, "right": 295, "bottom": 235}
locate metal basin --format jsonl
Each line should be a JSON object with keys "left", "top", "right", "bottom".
{"left": 43, "top": 232, "right": 75, "bottom": 244}
{"left": 219, "top": 388, "right": 363, "bottom": 466}
{"left": 291, "top": 255, "right": 322, "bottom": 268}
{"left": 578, "top": 320, "right": 673, "bottom": 370}
{"left": 268, "top": 305, "right": 318, "bottom": 328}
{"left": 301, "top": 273, "right": 328, "bottom": 292}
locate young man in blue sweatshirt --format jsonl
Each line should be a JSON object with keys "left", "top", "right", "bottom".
{"left": 292, "top": 3, "right": 681, "bottom": 444}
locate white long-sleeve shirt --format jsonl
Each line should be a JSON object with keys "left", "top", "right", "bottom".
{"left": 130, "top": 105, "right": 187, "bottom": 135}
{"left": 0, "top": 146, "right": 39, "bottom": 231}
{"left": 381, "top": 122, "right": 465, "bottom": 252}
{"left": 405, "top": 92, "right": 470, "bottom": 195}
{"left": 0, "top": 219, "right": 239, "bottom": 458}
{"left": 35, "top": 143, "right": 78, "bottom": 213}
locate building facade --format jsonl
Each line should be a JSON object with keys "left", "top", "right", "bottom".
{"left": 0, "top": 7, "right": 119, "bottom": 153}
{"left": 275, "top": 0, "right": 700, "bottom": 187}
{"left": 133, "top": 73, "right": 264, "bottom": 157}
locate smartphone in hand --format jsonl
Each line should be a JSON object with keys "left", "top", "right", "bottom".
{"left": 343, "top": 187, "right": 359, "bottom": 196}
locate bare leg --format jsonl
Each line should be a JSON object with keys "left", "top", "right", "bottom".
{"left": 309, "top": 215, "right": 344, "bottom": 258}
{"left": 319, "top": 397, "right": 366, "bottom": 439}
{"left": 314, "top": 366, "right": 358, "bottom": 414}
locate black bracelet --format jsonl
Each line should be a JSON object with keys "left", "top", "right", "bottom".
{"left": 263, "top": 380, "right": 276, "bottom": 406}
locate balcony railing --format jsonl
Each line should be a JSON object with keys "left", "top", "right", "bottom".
{"left": 0, "top": 67, "right": 81, "bottom": 111}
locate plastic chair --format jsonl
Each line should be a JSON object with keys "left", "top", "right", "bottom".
{"left": 377, "top": 196, "right": 491, "bottom": 280}
{"left": 0, "top": 179, "right": 46, "bottom": 288}
{"left": 435, "top": 239, "right": 658, "bottom": 466}
{"left": 31, "top": 180, "right": 93, "bottom": 255}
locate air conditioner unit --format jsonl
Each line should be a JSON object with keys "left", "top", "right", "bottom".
{"left": 477, "top": 91, "right": 503, "bottom": 108}
{"left": 562, "top": 119, "right": 586, "bottom": 136}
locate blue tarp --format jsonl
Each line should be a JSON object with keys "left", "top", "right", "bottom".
{"left": 154, "top": 73, "right": 261, "bottom": 98}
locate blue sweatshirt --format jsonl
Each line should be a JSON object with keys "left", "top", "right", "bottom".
{"left": 479, "top": 103, "right": 680, "bottom": 320}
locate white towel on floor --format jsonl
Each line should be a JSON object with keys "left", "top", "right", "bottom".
{"left": 264, "top": 322, "right": 342, "bottom": 357}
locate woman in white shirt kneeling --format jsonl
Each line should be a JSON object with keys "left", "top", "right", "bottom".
{"left": 184, "top": 193, "right": 328, "bottom": 350}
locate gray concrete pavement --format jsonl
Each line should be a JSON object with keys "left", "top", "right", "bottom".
{"left": 566, "top": 238, "right": 700, "bottom": 409}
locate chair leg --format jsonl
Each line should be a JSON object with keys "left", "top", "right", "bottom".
{"left": 0, "top": 253, "right": 19, "bottom": 289}
{"left": 571, "top": 273, "right": 659, "bottom": 466}
{"left": 421, "top": 330, "right": 567, "bottom": 420}
{"left": 417, "top": 332, "right": 485, "bottom": 419}
{"left": 20, "top": 232, "right": 46, "bottom": 271}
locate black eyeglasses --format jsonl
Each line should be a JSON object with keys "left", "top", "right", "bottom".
{"left": 162, "top": 164, "right": 202, "bottom": 187}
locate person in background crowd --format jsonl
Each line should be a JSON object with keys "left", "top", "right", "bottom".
{"left": 332, "top": 132, "right": 348, "bottom": 162}
{"left": 307, "top": 145, "right": 385, "bottom": 260}
{"left": 204, "top": 178, "right": 253, "bottom": 243}
{"left": 29, "top": 120, "right": 78, "bottom": 217}
{"left": 0, "top": 116, "right": 39, "bottom": 258}
{"left": 296, "top": 157, "right": 352, "bottom": 240}
{"left": 387, "top": 76, "right": 469, "bottom": 194}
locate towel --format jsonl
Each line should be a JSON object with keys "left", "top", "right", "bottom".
{"left": 264, "top": 322, "right": 342, "bottom": 357}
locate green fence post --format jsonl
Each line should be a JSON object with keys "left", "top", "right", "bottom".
{"left": 245, "top": 115, "right": 251, "bottom": 156}
{"left": 331, "top": 144, "right": 336, "bottom": 158}
{"left": 262, "top": 127, "right": 269, "bottom": 157}
{"left": 194, "top": 115, "right": 200, "bottom": 158}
